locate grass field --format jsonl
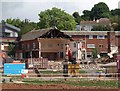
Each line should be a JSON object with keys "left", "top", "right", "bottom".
{"left": 23, "top": 78, "right": 119, "bottom": 88}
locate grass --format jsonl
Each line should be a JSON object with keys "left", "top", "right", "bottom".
{"left": 39, "top": 69, "right": 87, "bottom": 75}
{"left": 64, "top": 80, "right": 119, "bottom": 88}
{"left": 23, "top": 78, "right": 119, "bottom": 88}
{"left": 79, "top": 70, "right": 87, "bottom": 73}
{"left": 40, "top": 70, "right": 63, "bottom": 74}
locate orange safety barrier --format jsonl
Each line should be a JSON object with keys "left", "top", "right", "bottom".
{"left": 12, "top": 61, "right": 21, "bottom": 63}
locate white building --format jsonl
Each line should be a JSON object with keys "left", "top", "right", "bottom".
{"left": 0, "top": 22, "right": 20, "bottom": 52}
{"left": 80, "top": 18, "right": 111, "bottom": 31}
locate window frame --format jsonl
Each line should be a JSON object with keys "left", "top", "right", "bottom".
{"left": 97, "top": 35, "right": 105, "bottom": 39}
{"left": 87, "top": 44, "right": 95, "bottom": 48}
{"left": 88, "top": 35, "right": 93, "bottom": 39}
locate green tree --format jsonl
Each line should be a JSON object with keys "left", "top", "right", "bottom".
{"left": 113, "top": 17, "right": 120, "bottom": 31}
{"left": 19, "top": 21, "right": 38, "bottom": 35}
{"left": 111, "top": 9, "right": 120, "bottom": 16}
{"left": 5, "top": 18, "right": 22, "bottom": 27}
{"left": 81, "top": 10, "right": 92, "bottom": 20}
{"left": 7, "top": 43, "right": 16, "bottom": 58}
{"left": 92, "top": 48, "right": 98, "bottom": 58}
{"left": 91, "top": 2, "right": 110, "bottom": 20}
{"left": 38, "top": 7, "right": 76, "bottom": 30}
{"left": 110, "top": 15, "right": 120, "bottom": 31}
{"left": 91, "top": 25, "right": 111, "bottom": 31}
{"left": 4, "top": 18, "right": 38, "bottom": 36}
{"left": 72, "top": 12, "right": 82, "bottom": 24}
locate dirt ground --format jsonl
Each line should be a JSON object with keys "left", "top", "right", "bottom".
{"left": 1, "top": 83, "right": 119, "bottom": 91}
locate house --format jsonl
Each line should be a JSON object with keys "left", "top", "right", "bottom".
{"left": 0, "top": 22, "right": 20, "bottom": 52}
{"left": 80, "top": 18, "right": 111, "bottom": 31}
{"left": 64, "top": 31, "right": 120, "bottom": 58}
{"left": 15, "top": 26, "right": 120, "bottom": 61}
{"left": 15, "top": 27, "right": 72, "bottom": 60}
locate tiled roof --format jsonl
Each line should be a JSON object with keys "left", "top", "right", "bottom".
{"left": 63, "top": 31, "right": 120, "bottom": 36}
{"left": 63, "top": 31, "right": 108, "bottom": 36}
{"left": 80, "top": 18, "right": 111, "bottom": 25}
{"left": 21, "top": 28, "right": 53, "bottom": 41}
{"left": 21, "top": 27, "right": 71, "bottom": 41}
{"left": 0, "top": 22, "right": 20, "bottom": 32}
{"left": 5, "top": 23, "right": 20, "bottom": 32}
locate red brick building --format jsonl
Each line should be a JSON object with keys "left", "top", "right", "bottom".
{"left": 64, "top": 31, "right": 120, "bottom": 58}
{"left": 15, "top": 27, "right": 119, "bottom": 61}
{"left": 15, "top": 28, "right": 71, "bottom": 60}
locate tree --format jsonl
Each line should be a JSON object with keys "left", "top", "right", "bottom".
{"left": 5, "top": 18, "right": 21, "bottom": 27}
{"left": 72, "top": 12, "right": 82, "bottom": 24}
{"left": 110, "top": 15, "right": 120, "bottom": 31}
{"left": 91, "top": 2, "right": 110, "bottom": 20}
{"left": 81, "top": 10, "right": 92, "bottom": 20}
{"left": 92, "top": 48, "right": 98, "bottom": 58}
{"left": 113, "top": 16, "right": 120, "bottom": 31}
{"left": 111, "top": 9, "right": 120, "bottom": 16}
{"left": 91, "top": 25, "right": 111, "bottom": 31}
{"left": 7, "top": 43, "right": 16, "bottom": 58}
{"left": 38, "top": 7, "right": 76, "bottom": 30}
{"left": 4, "top": 18, "right": 38, "bottom": 36}
{"left": 18, "top": 21, "right": 38, "bottom": 35}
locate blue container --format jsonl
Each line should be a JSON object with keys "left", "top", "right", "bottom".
{"left": 4, "top": 63, "right": 25, "bottom": 75}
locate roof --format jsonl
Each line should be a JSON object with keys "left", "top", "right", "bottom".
{"left": 5, "top": 23, "right": 20, "bottom": 32}
{"left": 0, "top": 22, "right": 20, "bottom": 32}
{"left": 21, "top": 28, "right": 51, "bottom": 41}
{"left": 80, "top": 18, "right": 111, "bottom": 25}
{"left": 63, "top": 31, "right": 120, "bottom": 36}
{"left": 21, "top": 27, "right": 71, "bottom": 41}
{"left": 63, "top": 31, "right": 108, "bottom": 36}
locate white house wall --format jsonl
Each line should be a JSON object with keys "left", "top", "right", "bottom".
{"left": 80, "top": 24, "right": 93, "bottom": 31}
{"left": 5, "top": 28, "right": 18, "bottom": 37}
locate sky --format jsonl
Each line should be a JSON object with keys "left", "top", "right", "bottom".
{"left": 0, "top": 0, "right": 120, "bottom": 22}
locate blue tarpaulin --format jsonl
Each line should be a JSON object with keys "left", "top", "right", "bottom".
{"left": 4, "top": 63, "right": 25, "bottom": 75}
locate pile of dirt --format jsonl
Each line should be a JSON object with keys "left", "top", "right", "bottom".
{"left": 1, "top": 83, "right": 118, "bottom": 91}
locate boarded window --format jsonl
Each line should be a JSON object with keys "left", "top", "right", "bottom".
{"left": 60, "top": 52, "right": 63, "bottom": 58}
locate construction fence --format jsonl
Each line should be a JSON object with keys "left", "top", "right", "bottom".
{"left": 26, "top": 58, "right": 48, "bottom": 69}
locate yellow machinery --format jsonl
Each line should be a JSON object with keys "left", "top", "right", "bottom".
{"left": 68, "top": 63, "right": 79, "bottom": 77}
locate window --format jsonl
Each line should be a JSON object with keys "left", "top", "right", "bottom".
{"left": 87, "top": 52, "right": 92, "bottom": 57}
{"left": 87, "top": 44, "right": 95, "bottom": 48}
{"left": 99, "top": 44, "right": 103, "bottom": 48}
{"left": 74, "top": 43, "right": 76, "bottom": 47}
{"left": 72, "top": 51, "right": 76, "bottom": 59}
{"left": 61, "top": 44, "right": 63, "bottom": 49}
{"left": 3, "top": 32, "right": 10, "bottom": 37}
{"left": 22, "top": 44, "right": 24, "bottom": 49}
{"left": 1, "top": 43, "right": 4, "bottom": 50}
{"left": 27, "top": 44, "right": 30, "bottom": 49}
{"left": 81, "top": 26, "right": 86, "bottom": 31}
{"left": 60, "top": 52, "right": 63, "bottom": 58}
{"left": 97, "top": 35, "right": 105, "bottom": 39}
{"left": 89, "top": 35, "right": 93, "bottom": 39}
{"left": 33, "top": 43, "right": 35, "bottom": 49}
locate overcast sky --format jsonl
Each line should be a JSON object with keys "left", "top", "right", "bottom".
{"left": 1, "top": 0, "right": 120, "bottom": 22}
